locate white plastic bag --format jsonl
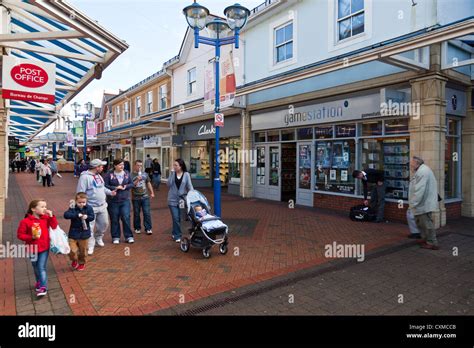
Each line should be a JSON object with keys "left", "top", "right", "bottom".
{"left": 49, "top": 226, "right": 71, "bottom": 255}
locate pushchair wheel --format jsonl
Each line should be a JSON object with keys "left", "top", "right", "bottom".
{"left": 202, "top": 247, "right": 211, "bottom": 259}
{"left": 219, "top": 244, "right": 228, "bottom": 255}
{"left": 180, "top": 238, "right": 190, "bottom": 253}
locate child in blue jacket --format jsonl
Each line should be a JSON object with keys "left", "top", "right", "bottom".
{"left": 64, "top": 192, "right": 95, "bottom": 271}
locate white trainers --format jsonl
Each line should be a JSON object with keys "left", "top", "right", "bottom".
{"left": 146, "top": 230, "right": 152, "bottom": 235}
{"left": 175, "top": 238, "right": 181, "bottom": 243}
{"left": 88, "top": 247, "right": 94, "bottom": 255}
{"left": 96, "top": 238, "right": 104, "bottom": 247}
{"left": 134, "top": 229, "right": 141, "bottom": 234}
{"left": 127, "top": 238, "right": 135, "bottom": 244}
{"left": 112, "top": 239, "right": 120, "bottom": 244}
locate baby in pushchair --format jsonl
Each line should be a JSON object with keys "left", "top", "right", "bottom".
{"left": 179, "top": 190, "right": 229, "bottom": 259}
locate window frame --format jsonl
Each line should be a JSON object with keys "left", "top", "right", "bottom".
{"left": 159, "top": 84, "right": 167, "bottom": 110}
{"left": 274, "top": 22, "right": 294, "bottom": 64}
{"left": 268, "top": 11, "right": 298, "bottom": 71}
{"left": 147, "top": 91, "right": 153, "bottom": 114}
{"left": 337, "top": 0, "right": 365, "bottom": 42}
{"left": 188, "top": 68, "right": 197, "bottom": 96}
{"left": 136, "top": 96, "right": 141, "bottom": 118}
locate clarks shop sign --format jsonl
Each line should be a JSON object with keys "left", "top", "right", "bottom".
{"left": 178, "top": 116, "right": 241, "bottom": 140}
{"left": 251, "top": 93, "right": 381, "bottom": 131}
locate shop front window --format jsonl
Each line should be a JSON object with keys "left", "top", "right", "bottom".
{"left": 361, "top": 121, "right": 382, "bottom": 136}
{"left": 315, "top": 126, "right": 333, "bottom": 139}
{"left": 267, "top": 130, "right": 280, "bottom": 142}
{"left": 182, "top": 141, "right": 210, "bottom": 179}
{"left": 385, "top": 118, "right": 409, "bottom": 135}
{"left": 256, "top": 146, "right": 266, "bottom": 185}
{"left": 335, "top": 123, "right": 356, "bottom": 137}
{"left": 254, "top": 132, "right": 266, "bottom": 143}
{"left": 361, "top": 138, "right": 410, "bottom": 200}
{"left": 445, "top": 118, "right": 460, "bottom": 199}
{"left": 269, "top": 146, "right": 280, "bottom": 186}
{"left": 281, "top": 129, "right": 295, "bottom": 141}
{"left": 315, "top": 140, "right": 355, "bottom": 194}
{"left": 228, "top": 139, "right": 241, "bottom": 184}
{"left": 298, "top": 144, "right": 311, "bottom": 189}
{"left": 297, "top": 127, "right": 313, "bottom": 140}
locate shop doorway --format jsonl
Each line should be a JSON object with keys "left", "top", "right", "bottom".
{"left": 254, "top": 144, "right": 281, "bottom": 201}
{"left": 281, "top": 143, "right": 296, "bottom": 203}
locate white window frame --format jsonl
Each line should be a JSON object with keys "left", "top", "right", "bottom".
{"left": 188, "top": 68, "right": 197, "bottom": 95}
{"left": 159, "top": 84, "right": 167, "bottom": 110}
{"left": 328, "top": 0, "right": 372, "bottom": 52}
{"left": 269, "top": 11, "right": 297, "bottom": 71}
{"left": 136, "top": 96, "right": 141, "bottom": 118}
{"left": 124, "top": 101, "right": 129, "bottom": 121}
{"left": 147, "top": 91, "right": 153, "bottom": 113}
{"left": 116, "top": 106, "right": 121, "bottom": 123}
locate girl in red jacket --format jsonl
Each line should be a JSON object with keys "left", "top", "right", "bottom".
{"left": 17, "top": 199, "right": 58, "bottom": 297}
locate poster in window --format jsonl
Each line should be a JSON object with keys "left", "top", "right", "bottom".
{"left": 330, "top": 169, "right": 336, "bottom": 180}
{"left": 341, "top": 170, "right": 348, "bottom": 182}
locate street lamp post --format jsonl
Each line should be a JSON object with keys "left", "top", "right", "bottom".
{"left": 182, "top": 2, "right": 250, "bottom": 217}
{"left": 84, "top": 102, "right": 94, "bottom": 163}
{"left": 65, "top": 116, "right": 73, "bottom": 161}
{"left": 71, "top": 102, "right": 81, "bottom": 172}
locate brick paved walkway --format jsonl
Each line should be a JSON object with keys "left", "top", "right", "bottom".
{"left": 0, "top": 171, "right": 444, "bottom": 316}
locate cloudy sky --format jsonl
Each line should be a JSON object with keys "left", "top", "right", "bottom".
{"left": 62, "top": 0, "right": 263, "bottom": 117}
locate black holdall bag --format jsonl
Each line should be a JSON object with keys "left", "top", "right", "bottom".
{"left": 349, "top": 205, "right": 377, "bottom": 222}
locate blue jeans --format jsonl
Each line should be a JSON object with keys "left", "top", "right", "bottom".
{"left": 153, "top": 174, "right": 161, "bottom": 188}
{"left": 168, "top": 205, "right": 182, "bottom": 240}
{"left": 133, "top": 198, "right": 152, "bottom": 231}
{"left": 108, "top": 200, "right": 133, "bottom": 240}
{"left": 31, "top": 250, "right": 49, "bottom": 289}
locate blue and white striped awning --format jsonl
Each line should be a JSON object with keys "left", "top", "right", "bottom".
{"left": 1, "top": 0, "right": 128, "bottom": 143}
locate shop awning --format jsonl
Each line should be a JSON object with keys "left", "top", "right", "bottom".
{"left": 1, "top": 0, "right": 128, "bottom": 143}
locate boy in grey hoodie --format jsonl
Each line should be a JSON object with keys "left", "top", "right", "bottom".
{"left": 76, "top": 159, "right": 116, "bottom": 255}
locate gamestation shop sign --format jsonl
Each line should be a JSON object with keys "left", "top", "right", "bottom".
{"left": 2, "top": 56, "right": 56, "bottom": 104}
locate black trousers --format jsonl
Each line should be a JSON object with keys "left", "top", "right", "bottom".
{"left": 42, "top": 175, "right": 51, "bottom": 187}
{"left": 369, "top": 184, "right": 385, "bottom": 221}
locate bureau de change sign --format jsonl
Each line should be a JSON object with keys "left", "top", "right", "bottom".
{"left": 2, "top": 56, "right": 56, "bottom": 104}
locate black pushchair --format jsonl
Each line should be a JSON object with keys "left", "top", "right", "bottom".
{"left": 179, "top": 190, "right": 229, "bottom": 259}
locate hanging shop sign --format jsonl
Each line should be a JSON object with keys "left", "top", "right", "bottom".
{"left": 178, "top": 115, "right": 240, "bottom": 141}
{"left": 2, "top": 56, "right": 56, "bottom": 104}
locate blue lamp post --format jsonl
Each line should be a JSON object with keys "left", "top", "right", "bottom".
{"left": 84, "top": 102, "right": 94, "bottom": 163}
{"left": 65, "top": 116, "right": 73, "bottom": 161}
{"left": 71, "top": 102, "right": 81, "bottom": 169}
{"left": 182, "top": 2, "right": 250, "bottom": 217}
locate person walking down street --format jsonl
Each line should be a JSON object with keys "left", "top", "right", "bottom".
{"left": 352, "top": 169, "right": 386, "bottom": 222}
{"left": 409, "top": 156, "right": 440, "bottom": 250}
{"left": 131, "top": 160, "right": 155, "bottom": 235}
{"left": 40, "top": 159, "right": 52, "bottom": 187}
{"left": 104, "top": 159, "right": 134, "bottom": 244}
{"left": 145, "top": 154, "right": 153, "bottom": 175}
{"left": 29, "top": 158, "right": 36, "bottom": 174}
{"left": 152, "top": 158, "right": 162, "bottom": 190}
{"left": 17, "top": 199, "right": 58, "bottom": 297}
{"left": 10, "top": 159, "right": 15, "bottom": 173}
{"left": 48, "top": 157, "right": 58, "bottom": 186}
{"left": 35, "top": 159, "right": 42, "bottom": 182}
{"left": 64, "top": 192, "right": 95, "bottom": 271}
{"left": 76, "top": 159, "right": 117, "bottom": 255}
{"left": 167, "top": 159, "right": 194, "bottom": 243}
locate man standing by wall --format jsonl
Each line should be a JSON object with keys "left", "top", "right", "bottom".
{"left": 144, "top": 154, "right": 153, "bottom": 176}
{"left": 76, "top": 159, "right": 116, "bottom": 255}
{"left": 409, "top": 156, "right": 440, "bottom": 250}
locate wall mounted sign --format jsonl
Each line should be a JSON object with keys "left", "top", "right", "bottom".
{"left": 2, "top": 56, "right": 56, "bottom": 104}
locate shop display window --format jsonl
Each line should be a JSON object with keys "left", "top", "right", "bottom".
{"left": 182, "top": 141, "right": 210, "bottom": 179}
{"left": 228, "top": 139, "right": 241, "bottom": 184}
{"left": 254, "top": 132, "right": 266, "bottom": 143}
{"left": 361, "top": 138, "right": 410, "bottom": 200}
{"left": 267, "top": 130, "right": 280, "bottom": 142}
{"left": 281, "top": 129, "right": 295, "bottom": 141}
{"left": 315, "top": 126, "right": 333, "bottom": 139}
{"left": 315, "top": 140, "right": 355, "bottom": 194}
{"left": 298, "top": 144, "right": 311, "bottom": 189}
{"left": 335, "top": 124, "right": 356, "bottom": 138}
{"left": 256, "top": 146, "right": 266, "bottom": 185}
{"left": 297, "top": 127, "right": 313, "bottom": 140}
{"left": 269, "top": 146, "right": 280, "bottom": 186}
{"left": 361, "top": 121, "right": 382, "bottom": 136}
{"left": 384, "top": 118, "right": 409, "bottom": 135}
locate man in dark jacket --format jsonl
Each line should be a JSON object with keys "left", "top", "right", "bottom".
{"left": 64, "top": 192, "right": 95, "bottom": 271}
{"left": 352, "top": 169, "right": 385, "bottom": 222}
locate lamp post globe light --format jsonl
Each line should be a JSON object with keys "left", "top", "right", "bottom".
{"left": 182, "top": 2, "right": 250, "bottom": 217}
